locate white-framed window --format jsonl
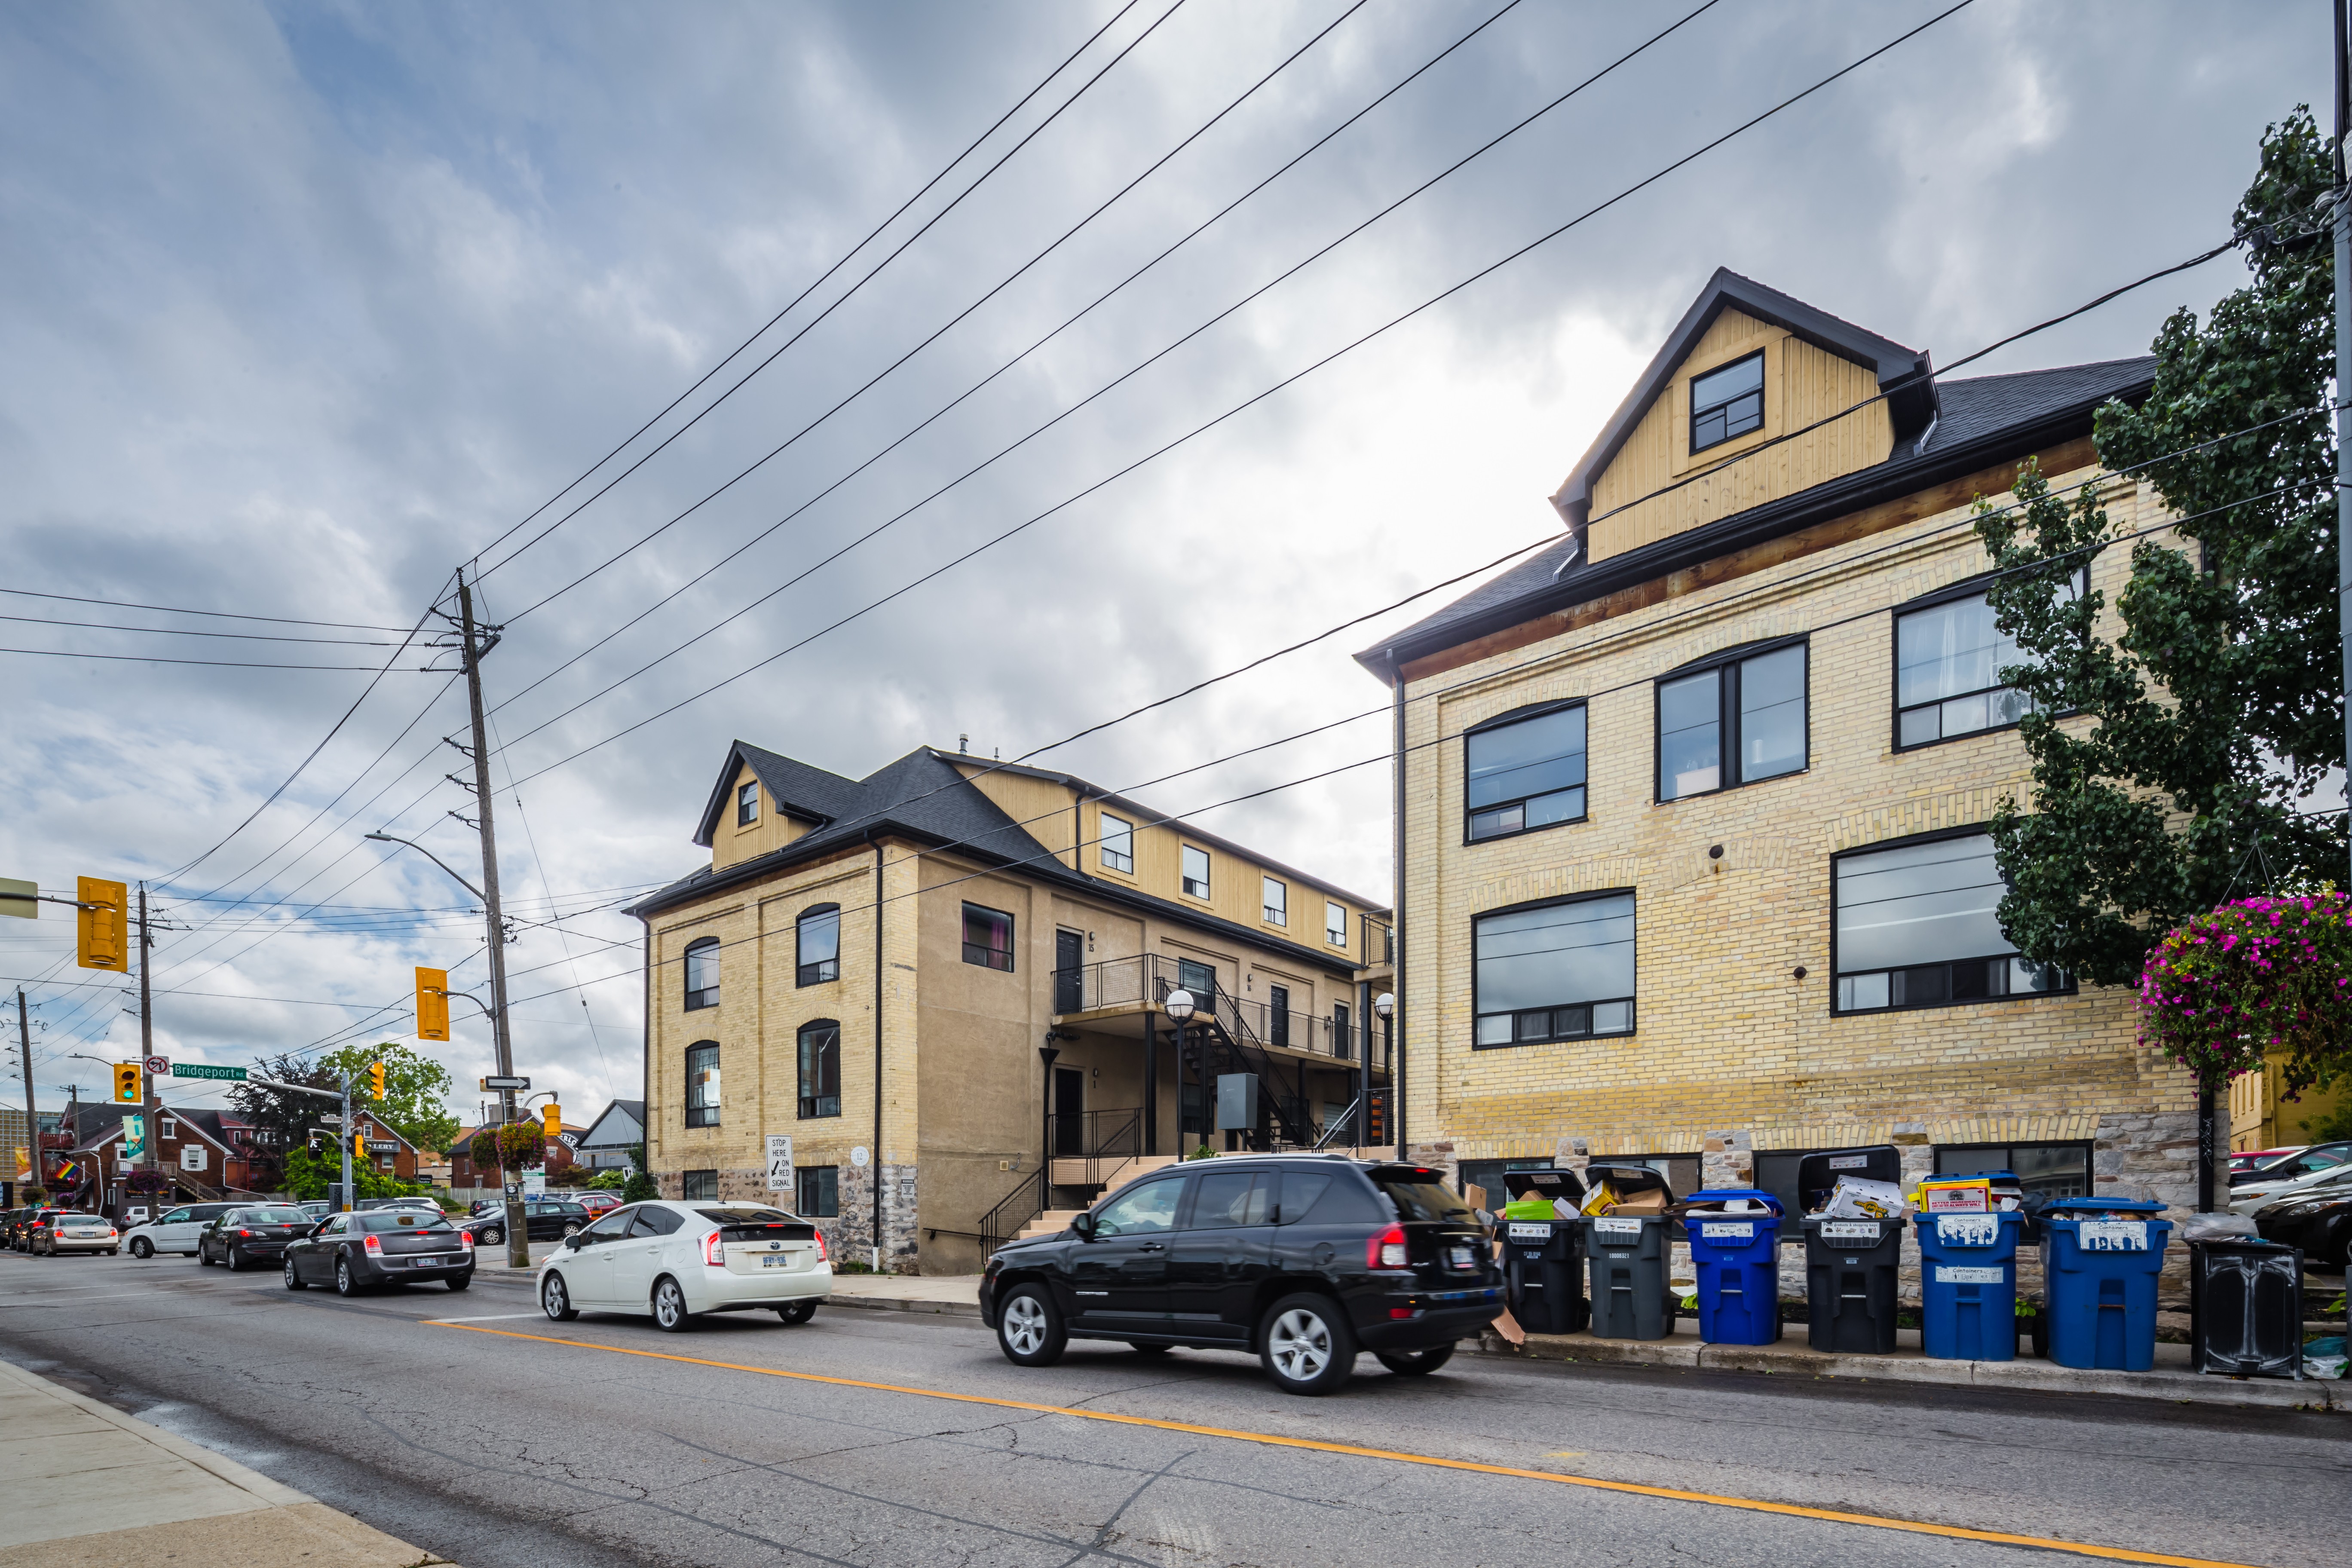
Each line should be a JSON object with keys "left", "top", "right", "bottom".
{"left": 1099, "top": 812, "right": 1134, "bottom": 874}
{"left": 1326, "top": 901, "right": 1348, "bottom": 948}
{"left": 1474, "top": 891, "right": 1636, "bottom": 1046}
{"left": 1182, "top": 845, "right": 1210, "bottom": 899}
{"left": 1262, "top": 877, "right": 1287, "bottom": 926}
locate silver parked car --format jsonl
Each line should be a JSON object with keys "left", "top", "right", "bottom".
{"left": 37, "top": 1212, "right": 120, "bottom": 1256}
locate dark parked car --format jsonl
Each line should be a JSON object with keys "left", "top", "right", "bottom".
{"left": 2254, "top": 1163, "right": 2352, "bottom": 1268}
{"left": 980, "top": 1156, "right": 1501, "bottom": 1396}
{"left": 0, "top": 1209, "right": 24, "bottom": 1249}
{"left": 458, "top": 1199, "right": 590, "bottom": 1247}
{"left": 283, "top": 1207, "right": 474, "bottom": 1295}
{"left": 11, "top": 1208, "right": 65, "bottom": 1253}
{"left": 197, "top": 1206, "right": 316, "bottom": 1271}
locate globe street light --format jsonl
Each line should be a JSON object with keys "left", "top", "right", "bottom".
{"left": 1372, "top": 993, "right": 1395, "bottom": 1154}
{"left": 1164, "top": 989, "right": 1195, "bottom": 1155}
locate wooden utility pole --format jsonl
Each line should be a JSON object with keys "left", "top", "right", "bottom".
{"left": 456, "top": 569, "right": 527, "bottom": 1269}
{"left": 137, "top": 883, "right": 162, "bottom": 1187}
{"left": 16, "top": 990, "right": 34, "bottom": 1196}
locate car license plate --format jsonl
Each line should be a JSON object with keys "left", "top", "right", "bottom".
{"left": 762, "top": 1253, "right": 792, "bottom": 1268}
{"left": 1446, "top": 1245, "right": 1475, "bottom": 1269}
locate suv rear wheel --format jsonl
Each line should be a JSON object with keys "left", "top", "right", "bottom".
{"left": 995, "top": 1284, "right": 1066, "bottom": 1366}
{"left": 1259, "top": 1293, "right": 1355, "bottom": 1396}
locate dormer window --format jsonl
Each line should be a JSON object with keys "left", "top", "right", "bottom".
{"left": 1690, "top": 351, "right": 1764, "bottom": 453}
{"left": 737, "top": 781, "right": 760, "bottom": 826}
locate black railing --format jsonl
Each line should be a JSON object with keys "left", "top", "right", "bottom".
{"left": 977, "top": 1167, "right": 1050, "bottom": 1250}
{"left": 1050, "top": 1109, "right": 1141, "bottom": 1181}
{"left": 1050, "top": 952, "right": 1355, "bottom": 1061}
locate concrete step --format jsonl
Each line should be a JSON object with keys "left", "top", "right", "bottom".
{"left": 1018, "top": 1209, "right": 1083, "bottom": 1240}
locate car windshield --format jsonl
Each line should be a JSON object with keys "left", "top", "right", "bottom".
{"left": 1372, "top": 1170, "right": 1478, "bottom": 1224}
{"left": 354, "top": 1212, "right": 455, "bottom": 1233}
{"left": 58, "top": 1215, "right": 109, "bottom": 1227}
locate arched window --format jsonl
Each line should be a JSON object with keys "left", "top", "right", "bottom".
{"left": 796, "top": 904, "right": 840, "bottom": 987}
{"left": 683, "top": 937, "right": 720, "bottom": 1011}
{"left": 797, "top": 1020, "right": 841, "bottom": 1119}
{"left": 684, "top": 1041, "right": 721, "bottom": 1127}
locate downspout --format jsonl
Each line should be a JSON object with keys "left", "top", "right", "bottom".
{"left": 868, "top": 831, "right": 886, "bottom": 1271}
{"left": 1389, "top": 651, "right": 1407, "bottom": 1161}
{"left": 638, "top": 913, "right": 651, "bottom": 1193}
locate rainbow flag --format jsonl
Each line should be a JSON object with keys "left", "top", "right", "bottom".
{"left": 53, "top": 1158, "right": 80, "bottom": 1186}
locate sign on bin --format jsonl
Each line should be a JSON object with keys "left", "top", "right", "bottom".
{"left": 1820, "top": 1221, "right": 1881, "bottom": 1242}
{"left": 1827, "top": 1154, "right": 1871, "bottom": 1170}
{"left": 1936, "top": 1214, "right": 2000, "bottom": 1246}
{"left": 1935, "top": 1265, "right": 2005, "bottom": 1283}
{"left": 1593, "top": 1217, "right": 1644, "bottom": 1239}
{"left": 1508, "top": 1222, "right": 1550, "bottom": 1240}
{"left": 1700, "top": 1221, "right": 1756, "bottom": 1240}
{"left": 2079, "top": 1220, "right": 2150, "bottom": 1251}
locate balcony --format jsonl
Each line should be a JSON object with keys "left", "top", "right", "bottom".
{"left": 1051, "top": 952, "right": 1373, "bottom": 1066}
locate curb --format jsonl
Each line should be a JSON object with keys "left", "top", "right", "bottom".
{"left": 823, "top": 1292, "right": 982, "bottom": 1320}
{"left": 1472, "top": 1332, "right": 2341, "bottom": 1411}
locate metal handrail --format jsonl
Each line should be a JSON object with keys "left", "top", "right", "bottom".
{"left": 1050, "top": 953, "right": 1358, "bottom": 1063}
{"left": 1049, "top": 1109, "right": 1143, "bottom": 1188}
{"left": 977, "top": 1167, "right": 1049, "bottom": 1249}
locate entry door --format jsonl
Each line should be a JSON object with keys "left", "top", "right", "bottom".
{"left": 1054, "top": 930, "right": 1085, "bottom": 1013}
{"left": 1054, "top": 1068, "right": 1084, "bottom": 1156}
{"left": 1066, "top": 1177, "right": 1180, "bottom": 1330}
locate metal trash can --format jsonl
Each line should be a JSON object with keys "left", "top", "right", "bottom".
{"left": 1914, "top": 1209, "right": 2022, "bottom": 1361}
{"left": 1579, "top": 1164, "right": 1677, "bottom": 1341}
{"left": 1681, "top": 1189, "right": 1783, "bottom": 1345}
{"left": 1800, "top": 1216, "right": 1904, "bottom": 1354}
{"left": 2040, "top": 1197, "right": 2172, "bottom": 1371}
{"left": 2189, "top": 1238, "right": 2304, "bottom": 1380}
{"left": 1498, "top": 1170, "right": 1587, "bottom": 1335}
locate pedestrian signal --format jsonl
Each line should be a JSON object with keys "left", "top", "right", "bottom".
{"left": 368, "top": 1061, "right": 386, "bottom": 1100}
{"left": 113, "top": 1062, "right": 141, "bottom": 1104}
{"left": 77, "top": 879, "right": 128, "bottom": 971}
{"left": 306, "top": 1130, "right": 326, "bottom": 1157}
{"left": 414, "top": 968, "right": 449, "bottom": 1041}
{"left": 542, "top": 1103, "right": 561, "bottom": 1139}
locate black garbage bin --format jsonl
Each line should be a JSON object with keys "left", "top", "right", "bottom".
{"left": 2190, "top": 1238, "right": 2305, "bottom": 1379}
{"left": 1795, "top": 1145, "right": 1903, "bottom": 1212}
{"left": 1579, "top": 1164, "right": 1678, "bottom": 1341}
{"left": 1499, "top": 1170, "right": 1587, "bottom": 1335}
{"left": 1801, "top": 1215, "right": 1904, "bottom": 1352}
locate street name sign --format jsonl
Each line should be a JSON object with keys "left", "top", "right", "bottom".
{"left": 172, "top": 1063, "right": 248, "bottom": 1081}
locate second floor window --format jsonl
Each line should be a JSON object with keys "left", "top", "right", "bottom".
{"left": 1176, "top": 957, "right": 1216, "bottom": 1003}
{"left": 683, "top": 937, "right": 720, "bottom": 1011}
{"left": 1690, "top": 351, "right": 1764, "bottom": 453}
{"left": 962, "top": 903, "right": 1014, "bottom": 971}
{"left": 737, "top": 780, "right": 760, "bottom": 824}
{"left": 1833, "top": 830, "right": 2069, "bottom": 1013}
{"left": 1475, "top": 891, "right": 1636, "bottom": 1047}
{"left": 1182, "top": 845, "right": 1210, "bottom": 899}
{"left": 685, "top": 1042, "right": 720, "bottom": 1127}
{"left": 1894, "top": 576, "right": 2078, "bottom": 749}
{"left": 796, "top": 904, "right": 840, "bottom": 986}
{"left": 1326, "top": 901, "right": 1348, "bottom": 948}
{"left": 1465, "top": 703, "right": 1587, "bottom": 841}
{"left": 1657, "top": 641, "right": 1807, "bottom": 801}
{"left": 797, "top": 1020, "right": 840, "bottom": 1118}
{"left": 1263, "top": 878, "right": 1287, "bottom": 926}
{"left": 1099, "top": 812, "right": 1134, "bottom": 874}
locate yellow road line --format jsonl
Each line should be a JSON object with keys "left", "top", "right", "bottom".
{"left": 429, "top": 1322, "right": 2262, "bottom": 1568}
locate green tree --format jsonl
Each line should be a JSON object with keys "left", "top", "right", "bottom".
{"left": 621, "top": 1142, "right": 656, "bottom": 1204}
{"left": 1974, "top": 109, "right": 2346, "bottom": 1010}
{"left": 322, "top": 1041, "right": 459, "bottom": 1154}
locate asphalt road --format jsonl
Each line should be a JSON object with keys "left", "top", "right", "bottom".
{"left": 0, "top": 1249, "right": 2342, "bottom": 1568}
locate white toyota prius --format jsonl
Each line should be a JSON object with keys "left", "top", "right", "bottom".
{"left": 535, "top": 1200, "right": 831, "bottom": 1331}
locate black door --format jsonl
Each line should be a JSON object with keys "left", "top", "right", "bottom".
{"left": 1054, "top": 931, "right": 1085, "bottom": 1013}
{"left": 1065, "top": 1176, "right": 1180, "bottom": 1330}
{"left": 1054, "top": 1068, "right": 1084, "bottom": 1156}
{"left": 1164, "top": 1167, "right": 1271, "bottom": 1341}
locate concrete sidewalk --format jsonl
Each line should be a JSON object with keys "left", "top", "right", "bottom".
{"left": 0, "top": 1358, "right": 455, "bottom": 1567}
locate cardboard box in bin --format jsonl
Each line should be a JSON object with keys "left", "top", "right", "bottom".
{"left": 1502, "top": 1168, "right": 1585, "bottom": 1222}
{"left": 1580, "top": 1162, "right": 1672, "bottom": 1218}
{"left": 1795, "top": 1146, "right": 1901, "bottom": 1213}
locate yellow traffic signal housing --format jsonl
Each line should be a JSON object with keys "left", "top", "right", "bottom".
{"left": 77, "top": 879, "right": 128, "bottom": 971}
{"left": 368, "top": 1062, "right": 386, "bottom": 1100}
{"left": 414, "top": 968, "right": 449, "bottom": 1041}
{"left": 541, "top": 1103, "right": 561, "bottom": 1139}
{"left": 112, "top": 1062, "right": 141, "bottom": 1104}
{"left": 353, "top": 1131, "right": 368, "bottom": 1163}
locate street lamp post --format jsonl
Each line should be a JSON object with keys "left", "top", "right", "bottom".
{"left": 1037, "top": 1044, "right": 1058, "bottom": 1206}
{"left": 1164, "top": 989, "right": 1195, "bottom": 1157}
{"left": 1372, "top": 992, "right": 1395, "bottom": 1155}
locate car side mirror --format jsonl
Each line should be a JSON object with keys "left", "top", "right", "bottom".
{"left": 1070, "top": 1211, "right": 1097, "bottom": 1240}
{"left": 563, "top": 1233, "right": 586, "bottom": 1250}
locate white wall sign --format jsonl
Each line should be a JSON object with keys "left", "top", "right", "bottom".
{"left": 765, "top": 1134, "right": 793, "bottom": 1191}
{"left": 850, "top": 1146, "right": 869, "bottom": 1168}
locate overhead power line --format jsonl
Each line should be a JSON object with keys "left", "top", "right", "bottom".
{"left": 0, "top": 584, "right": 415, "bottom": 632}
{"left": 0, "top": 611, "right": 407, "bottom": 646}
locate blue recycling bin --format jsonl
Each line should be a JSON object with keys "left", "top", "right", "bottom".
{"left": 1913, "top": 1208, "right": 2022, "bottom": 1360}
{"left": 2040, "top": 1197, "right": 2172, "bottom": 1371}
{"left": 1681, "top": 1189, "right": 1784, "bottom": 1344}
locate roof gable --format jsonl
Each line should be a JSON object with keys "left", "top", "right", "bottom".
{"left": 691, "top": 741, "right": 863, "bottom": 848}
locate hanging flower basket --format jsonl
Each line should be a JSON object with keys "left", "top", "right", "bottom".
{"left": 2137, "top": 892, "right": 2352, "bottom": 1094}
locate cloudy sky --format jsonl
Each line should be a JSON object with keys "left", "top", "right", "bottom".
{"left": 0, "top": 0, "right": 2322, "bottom": 1129}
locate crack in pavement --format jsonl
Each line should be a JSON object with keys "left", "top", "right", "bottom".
{"left": 1051, "top": 1449, "right": 1192, "bottom": 1568}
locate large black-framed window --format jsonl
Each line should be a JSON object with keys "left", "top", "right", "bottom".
{"left": 682, "top": 1170, "right": 718, "bottom": 1200}
{"left": 1690, "top": 351, "right": 1764, "bottom": 453}
{"left": 1932, "top": 1141, "right": 2092, "bottom": 1202}
{"left": 796, "top": 1165, "right": 839, "bottom": 1217}
{"left": 684, "top": 1041, "right": 720, "bottom": 1128}
{"left": 961, "top": 903, "right": 1014, "bottom": 971}
{"left": 1176, "top": 957, "right": 1216, "bottom": 1001}
{"left": 796, "top": 904, "right": 840, "bottom": 986}
{"left": 1473, "top": 889, "right": 1635, "bottom": 1047}
{"left": 1465, "top": 701, "right": 1587, "bottom": 842}
{"left": 683, "top": 936, "right": 720, "bottom": 1011}
{"left": 737, "top": 781, "right": 760, "bottom": 825}
{"left": 1656, "top": 639, "right": 1807, "bottom": 802}
{"left": 1181, "top": 845, "right": 1211, "bottom": 899}
{"left": 797, "top": 1020, "right": 841, "bottom": 1119}
{"left": 1832, "top": 828, "right": 2071, "bottom": 1014}
{"left": 1893, "top": 572, "right": 2082, "bottom": 750}
{"left": 1099, "top": 812, "right": 1134, "bottom": 874}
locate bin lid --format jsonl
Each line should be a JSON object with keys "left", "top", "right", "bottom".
{"left": 1681, "top": 1187, "right": 1783, "bottom": 1216}
{"left": 1503, "top": 1168, "right": 1586, "bottom": 1201}
{"left": 1581, "top": 1162, "right": 1671, "bottom": 1198}
{"left": 2043, "top": 1196, "right": 2167, "bottom": 1215}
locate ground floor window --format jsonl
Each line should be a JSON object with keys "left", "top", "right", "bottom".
{"left": 1752, "top": 1149, "right": 1828, "bottom": 1218}
{"left": 1933, "top": 1141, "right": 2091, "bottom": 1201}
{"left": 796, "top": 1165, "right": 839, "bottom": 1217}
{"left": 681, "top": 1170, "right": 718, "bottom": 1201}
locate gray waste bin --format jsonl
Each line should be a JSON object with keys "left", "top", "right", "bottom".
{"left": 1578, "top": 1164, "right": 1677, "bottom": 1341}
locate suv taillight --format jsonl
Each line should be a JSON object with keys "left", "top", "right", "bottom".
{"left": 704, "top": 1231, "right": 726, "bottom": 1267}
{"left": 1368, "top": 1224, "right": 1407, "bottom": 1270}
{"left": 813, "top": 1229, "right": 828, "bottom": 1264}
{"left": 363, "top": 1234, "right": 382, "bottom": 1256}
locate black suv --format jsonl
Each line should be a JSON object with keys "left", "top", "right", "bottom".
{"left": 980, "top": 1156, "right": 1499, "bottom": 1395}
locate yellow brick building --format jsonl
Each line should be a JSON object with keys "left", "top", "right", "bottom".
{"left": 629, "top": 742, "right": 1391, "bottom": 1274}
{"left": 1357, "top": 270, "right": 2197, "bottom": 1218}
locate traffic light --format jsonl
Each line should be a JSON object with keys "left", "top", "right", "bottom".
{"left": 77, "top": 878, "right": 128, "bottom": 971}
{"left": 112, "top": 1062, "right": 141, "bottom": 1104}
{"left": 541, "top": 1102, "right": 561, "bottom": 1139}
{"left": 353, "top": 1131, "right": 368, "bottom": 1164}
{"left": 368, "top": 1061, "right": 386, "bottom": 1100}
{"left": 414, "top": 968, "right": 449, "bottom": 1041}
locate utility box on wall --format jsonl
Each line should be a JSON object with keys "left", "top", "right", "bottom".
{"left": 1215, "top": 1074, "right": 1259, "bottom": 1133}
